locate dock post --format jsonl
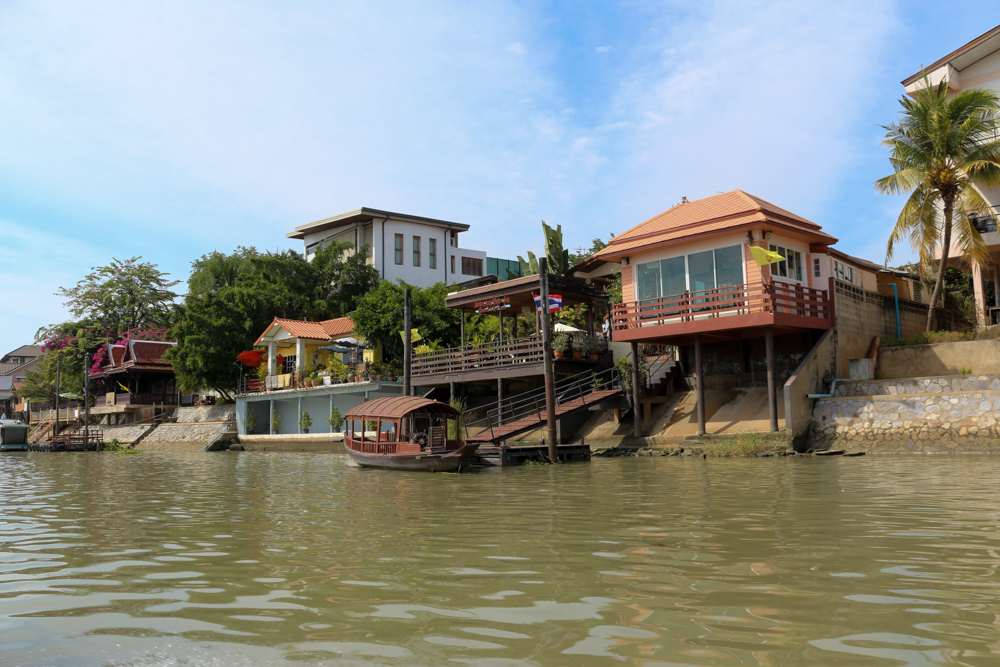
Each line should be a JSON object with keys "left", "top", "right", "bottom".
{"left": 630, "top": 341, "right": 641, "bottom": 438}
{"left": 695, "top": 335, "right": 706, "bottom": 436}
{"left": 498, "top": 308, "right": 504, "bottom": 422}
{"left": 539, "top": 257, "right": 559, "bottom": 462}
{"left": 404, "top": 288, "right": 412, "bottom": 398}
{"left": 766, "top": 326, "right": 778, "bottom": 432}
{"left": 55, "top": 360, "right": 61, "bottom": 441}
{"left": 84, "top": 353, "right": 90, "bottom": 449}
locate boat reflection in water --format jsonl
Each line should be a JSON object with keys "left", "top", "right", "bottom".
{"left": 343, "top": 396, "right": 478, "bottom": 472}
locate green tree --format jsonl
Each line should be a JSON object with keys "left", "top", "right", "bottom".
{"left": 20, "top": 322, "right": 105, "bottom": 406}
{"left": 167, "top": 243, "right": 380, "bottom": 397}
{"left": 56, "top": 257, "right": 180, "bottom": 336}
{"left": 352, "top": 281, "right": 461, "bottom": 361}
{"left": 568, "top": 237, "right": 610, "bottom": 267}
{"left": 518, "top": 220, "right": 571, "bottom": 276}
{"left": 876, "top": 77, "right": 1000, "bottom": 330}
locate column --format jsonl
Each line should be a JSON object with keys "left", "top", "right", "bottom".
{"left": 765, "top": 327, "right": 778, "bottom": 432}
{"left": 268, "top": 340, "right": 277, "bottom": 376}
{"left": 295, "top": 338, "right": 307, "bottom": 373}
{"left": 297, "top": 397, "right": 303, "bottom": 435}
{"left": 630, "top": 341, "right": 641, "bottom": 438}
{"left": 695, "top": 335, "right": 706, "bottom": 436}
{"left": 973, "top": 263, "right": 987, "bottom": 328}
{"left": 269, "top": 398, "right": 274, "bottom": 434}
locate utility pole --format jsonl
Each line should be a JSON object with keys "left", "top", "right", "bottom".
{"left": 403, "top": 287, "right": 412, "bottom": 397}
{"left": 84, "top": 353, "right": 91, "bottom": 449}
{"left": 539, "top": 257, "right": 559, "bottom": 462}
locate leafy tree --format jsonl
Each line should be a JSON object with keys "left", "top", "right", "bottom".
{"left": 167, "top": 243, "right": 379, "bottom": 397}
{"left": 876, "top": 77, "right": 1000, "bottom": 330}
{"left": 20, "top": 322, "right": 105, "bottom": 406}
{"left": 568, "top": 237, "right": 610, "bottom": 267}
{"left": 55, "top": 257, "right": 180, "bottom": 336}
{"left": 518, "top": 221, "right": 571, "bottom": 276}
{"left": 352, "top": 281, "right": 461, "bottom": 361}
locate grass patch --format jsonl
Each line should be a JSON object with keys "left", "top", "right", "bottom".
{"left": 882, "top": 330, "right": 976, "bottom": 347}
{"left": 704, "top": 432, "right": 790, "bottom": 458}
{"left": 101, "top": 438, "right": 140, "bottom": 454}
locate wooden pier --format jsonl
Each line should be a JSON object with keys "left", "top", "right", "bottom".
{"left": 30, "top": 429, "right": 104, "bottom": 452}
{"left": 473, "top": 442, "right": 590, "bottom": 467}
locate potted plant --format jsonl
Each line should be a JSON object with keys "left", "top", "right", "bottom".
{"left": 588, "top": 335, "right": 603, "bottom": 362}
{"left": 245, "top": 409, "right": 258, "bottom": 434}
{"left": 271, "top": 408, "right": 282, "bottom": 434}
{"left": 326, "top": 406, "right": 344, "bottom": 433}
{"left": 552, "top": 333, "right": 570, "bottom": 359}
{"left": 298, "top": 410, "right": 312, "bottom": 434}
{"left": 573, "top": 333, "right": 591, "bottom": 361}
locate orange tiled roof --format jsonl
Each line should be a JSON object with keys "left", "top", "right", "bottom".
{"left": 254, "top": 316, "right": 355, "bottom": 346}
{"left": 589, "top": 190, "right": 838, "bottom": 264}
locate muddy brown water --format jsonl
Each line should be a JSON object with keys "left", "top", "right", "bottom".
{"left": 2, "top": 452, "right": 999, "bottom": 665}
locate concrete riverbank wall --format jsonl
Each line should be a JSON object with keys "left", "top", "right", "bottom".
{"left": 810, "top": 374, "right": 1000, "bottom": 453}
{"left": 134, "top": 406, "right": 236, "bottom": 452}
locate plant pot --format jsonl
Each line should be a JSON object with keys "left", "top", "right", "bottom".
{"left": 554, "top": 350, "right": 565, "bottom": 359}
{"left": 589, "top": 353, "right": 600, "bottom": 362}
{"left": 302, "top": 429, "right": 309, "bottom": 434}
{"left": 347, "top": 374, "right": 356, "bottom": 382}
{"left": 573, "top": 352, "right": 583, "bottom": 360}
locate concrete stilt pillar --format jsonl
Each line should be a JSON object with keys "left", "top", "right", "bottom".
{"left": 630, "top": 341, "right": 641, "bottom": 438}
{"left": 766, "top": 326, "right": 778, "bottom": 432}
{"left": 973, "top": 263, "right": 987, "bottom": 328}
{"left": 695, "top": 335, "right": 706, "bottom": 437}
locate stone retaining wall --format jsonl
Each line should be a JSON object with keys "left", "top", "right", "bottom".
{"left": 99, "top": 424, "right": 155, "bottom": 445}
{"left": 812, "top": 374, "right": 1000, "bottom": 453}
{"left": 138, "top": 423, "right": 231, "bottom": 451}
{"left": 173, "top": 406, "right": 236, "bottom": 423}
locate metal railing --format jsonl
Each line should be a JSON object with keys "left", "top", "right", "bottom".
{"left": 463, "top": 365, "right": 624, "bottom": 442}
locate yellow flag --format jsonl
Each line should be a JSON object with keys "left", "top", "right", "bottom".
{"left": 748, "top": 245, "right": 786, "bottom": 266}
{"left": 399, "top": 328, "right": 422, "bottom": 343}
{"left": 118, "top": 381, "right": 129, "bottom": 393}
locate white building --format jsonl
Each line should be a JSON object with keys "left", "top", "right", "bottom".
{"left": 903, "top": 24, "right": 1000, "bottom": 325}
{"left": 287, "top": 208, "right": 490, "bottom": 288}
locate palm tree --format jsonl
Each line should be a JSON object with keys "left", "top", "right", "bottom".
{"left": 876, "top": 77, "right": 1000, "bottom": 331}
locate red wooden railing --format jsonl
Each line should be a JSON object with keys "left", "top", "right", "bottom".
{"left": 612, "top": 280, "right": 831, "bottom": 331}
{"left": 412, "top": 336, "right": 545, "bottom": 377}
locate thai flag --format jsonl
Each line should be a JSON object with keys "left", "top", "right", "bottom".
{"left": 533, "top": 294, "right": 563, "bottom": 313}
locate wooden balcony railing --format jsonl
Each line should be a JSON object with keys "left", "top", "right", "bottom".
{"left": 412, "top": 336, "right": 545, "bottom": 377}
{"left": 612, "top": 281, "right": 831, "bottom": 332}
{"left": 94, "top": 392, "right": 179, "bottom": 407}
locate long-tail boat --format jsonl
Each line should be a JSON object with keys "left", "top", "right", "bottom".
{"left": 343, "top": 396, "right": 478, "bottom": 472}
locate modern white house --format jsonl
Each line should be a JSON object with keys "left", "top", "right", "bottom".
{"left": 287, "top": 208, "right": 497, "bottom": 288}
{"left": 904, "top": 24, "right": 1000, "bottom": 325}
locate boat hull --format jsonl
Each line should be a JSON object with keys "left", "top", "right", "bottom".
{"left": 346, "top": 443, "right": 480, "bottom": 472}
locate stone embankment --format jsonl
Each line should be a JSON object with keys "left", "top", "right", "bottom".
{"left": 135, "top": 406, "right": 236, "bottom": 452}
{"left": 810, "top": 374, "right": 1000, "bottom": 453}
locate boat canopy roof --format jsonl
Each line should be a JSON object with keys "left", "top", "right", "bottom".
{"left": 345, "top": 396, "right": 459, "bottom": 421}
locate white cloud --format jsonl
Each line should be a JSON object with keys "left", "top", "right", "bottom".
{"left": 508, "top": 42, "right": 527, "bottom": 55}
{"left": 595, "top": 45, "right": 613, "bottom": 54}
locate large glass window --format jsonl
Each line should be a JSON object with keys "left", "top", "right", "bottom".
{"left": 429, "top": 239, "right": 437, "bottom": 269}
{"left": 636, "top": 262, "right": 661, "bottom": 302}
{"left": 660, "top": 256, "right": 686, "bottom": 299}
{"left": 687, "top": 250, "right": 716, "bottom": 293}
{"left": 394, "top": 234, "right": 403, "bottom": 265}
{"left": 770, "top": 244, "right": 803, "bottom": 281}
{"left": 413, "top": 236, "right": 421, "bottom": 266}
{"left": 714, "top": 246, "right": 743, "bottom": 289}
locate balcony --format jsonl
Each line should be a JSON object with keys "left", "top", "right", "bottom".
{"left": 94, "top": 392, "right": 179, "bottom": 407}
{"left": 611, "top": 280, "right": 832, "bottom": 344}
{"left": 411, "top": 336, "right": 603, "bottom": 386}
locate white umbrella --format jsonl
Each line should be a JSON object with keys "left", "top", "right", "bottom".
{"left": 554, "top": 323, "right": 584, "bottom": 333}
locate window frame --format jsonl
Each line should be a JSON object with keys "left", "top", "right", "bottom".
{"left": 462, "top": 256, "right": 483, "bottom": 276}
{"left": 633, "top": 243, "right": 748, "bottom": 304}
{"left": 429, "top": 238, "right": 437, "bottom": 270}
{"left": 413, "top": 236, "right": 421, "bottom": 267}
{"left": 394, "top": 234, "right": 403, "bottom": 265}
{"left": 768, "top": 244, "right": 804, "bottom": 282}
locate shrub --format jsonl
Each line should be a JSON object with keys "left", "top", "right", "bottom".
{"left": 326, "top": 406, "right": 344, "bottom": 431}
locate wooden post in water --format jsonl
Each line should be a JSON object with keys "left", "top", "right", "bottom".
{"left": 404, "top": 288, "right": 412, "bottom": 397}
{"left": 84, "top": 353, "right": 90, "bottom": 448}
{"left": 630, "top": 341, "right": 641, "bottom": 438}
{"left": 539, "top": 258, "right": 559, "bottom": 462}
{"left": 765, "top": 326, "right": 778, "bottom": 432}
{"left": 55, "top": 360, "right": 61, "bottom": 440}
{"left": 695, "top": 335, "right": 706, "bottom": 436}
{"left": 497, "top": 308, "right": 504, "bottom": 421}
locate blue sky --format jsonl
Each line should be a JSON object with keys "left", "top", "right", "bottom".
{"left": 1, "top": 1, "right": 999, "bottom": 350}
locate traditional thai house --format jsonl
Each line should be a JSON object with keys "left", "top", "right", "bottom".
{"left": 92, "top": 339, "right": 179, "bottom": 408}
{"left": 574, "top": 190, "right": 841, "bottom": 435}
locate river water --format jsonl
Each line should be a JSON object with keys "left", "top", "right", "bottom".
{"left": 2, "top": 452, "right": 999, "bottom": 666}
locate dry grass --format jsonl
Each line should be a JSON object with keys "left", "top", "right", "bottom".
{"left": 704, "top": 432, "right": 790, "bottom": 458}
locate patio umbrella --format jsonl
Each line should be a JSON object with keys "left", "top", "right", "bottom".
{"left": 58, "top": 392, "right": 83, "bottom": 399}
{"left": 236, "top": 350, "right": 266, "bottom": 367}
{"left": 330, "top": 337, "right": 362, "bottom": 347}
{"left": 318, "top": 345, "right": 354, "bottom": 353}
{"left": 554, "top": 323, "right": 584, "bottom": 333}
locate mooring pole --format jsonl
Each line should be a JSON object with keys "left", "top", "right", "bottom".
{"left": 765, "top": 326, "right": 778, "bottom": 432}
{"left": 539, "top": 258, "right": 559, "bottom": 462}
{"left": 55, "top": 359, "right": 61, "bottom": 440}
{"left": 403, "top": 287, "right": 412, "bottom": 397}
{"left": 497, "top": 308, "right": 504, "bottom": 421}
